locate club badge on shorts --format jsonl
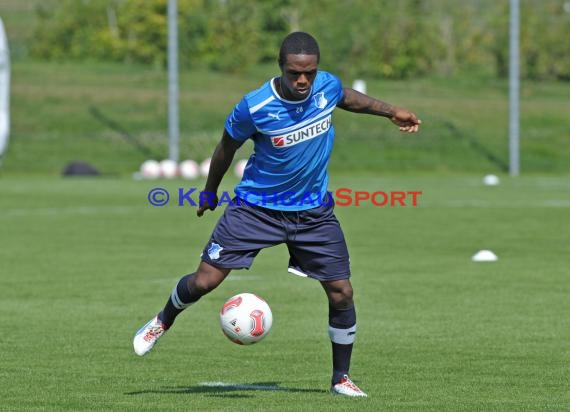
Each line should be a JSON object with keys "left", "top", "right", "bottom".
{"left": 207, "top": 242, "right": 224, "bottom": 260}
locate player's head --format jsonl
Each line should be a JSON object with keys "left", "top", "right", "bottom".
{"left": 278, "top": 32, "right": 320, "bottom": 101}
{"left": 278, "top": 32, "right": 320, "bottom": 67}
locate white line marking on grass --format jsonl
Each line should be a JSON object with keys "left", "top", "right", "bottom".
{"left": 543, "top": 200, "right": 570, "bottom": 207}
{"left": 226, "top": 275, "right": 261, "bottom": 281}
{"left": 198, "top": 382, "right": 284, "bottom": 391}
{"left": 419, "top": 200, "right": 570, "bottom": 208}
{"left": 0, "top": 205, "right": 142, "bottom": 218}
{"left": 530, "top": 179, "right": 570, "bottom": 190}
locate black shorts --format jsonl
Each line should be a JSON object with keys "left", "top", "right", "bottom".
{"left": 200, "top": 200, "right": 350, "bottom": 281}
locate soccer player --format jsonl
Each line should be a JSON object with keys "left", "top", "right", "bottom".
{"left": 134, "top": 31, "right": 421, "bottom": 397}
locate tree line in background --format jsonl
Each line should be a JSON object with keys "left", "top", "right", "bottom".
{"left": 31, "top": 0, "right": 570, "bottom": 80}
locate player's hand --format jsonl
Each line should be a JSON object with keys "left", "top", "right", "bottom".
{"left": 390, "top": 108, "right": 421, "bottom": 133}
{"left": 197, "top": 192, "right": 219, "bottom": 217}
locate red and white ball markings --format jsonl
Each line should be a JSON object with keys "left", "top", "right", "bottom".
{"left": 220, "top": 293, "right": 273, "bottom": 345}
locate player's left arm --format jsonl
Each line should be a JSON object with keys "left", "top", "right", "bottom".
{"left": 337, "top": 87, "right": 421, "bottom": 133}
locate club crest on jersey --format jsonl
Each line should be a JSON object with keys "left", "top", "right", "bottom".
{"left": 207, "top": 242, "right": 223, "bottom": 260}
{"left": 271, "top": 115, "right": 332, "bottom": 148}
{"left": 313, "top": 92, "right": 327, "bottom": 109}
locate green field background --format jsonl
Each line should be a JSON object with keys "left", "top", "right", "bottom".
{"left": 3, "top": 59, "right": 570, "bottom": 177}
{"left": 1, "top": 176, "right": 569, "bottom": 411}
{"left": 1, "top": 2, "right": 570, "bottom": 411}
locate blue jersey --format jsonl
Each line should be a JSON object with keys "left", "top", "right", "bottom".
{"left": 225, "top": 71, "right": 344, "bottom": 211}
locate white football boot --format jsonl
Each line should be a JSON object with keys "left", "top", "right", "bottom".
{"left": 331, "top": 375, "right": 368, "bottom": 397}
{"left": 133, "top": 316, "right": 167, "bottom": 356}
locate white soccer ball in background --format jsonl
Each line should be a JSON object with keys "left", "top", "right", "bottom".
{"left": 483, "top": 174, "right": 500, "bottom": 186}
{"left": 200, "top": 158, "right": 211, "bottom": 178}
{"left": 179, "top": 159, "right": 199, "bottom": 180}
{"left": 352, "top": 79, "right": 367, "bottom": 94}
{"left": 160, "top": 159, "right": 178, "bottom": 179}
{"left": 220, "top": 293, "right": 273, "bottom": 345}
{"left": 234, "top": 159, "right": 248, "bottom": 179}
{"left": 140, "top": 160, "right": 161, "bottom": 179}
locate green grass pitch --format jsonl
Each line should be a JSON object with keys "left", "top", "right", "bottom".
{"left": 1, "top": 174, "right": 569, "bottom": 411}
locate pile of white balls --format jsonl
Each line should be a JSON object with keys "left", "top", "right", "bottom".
{"left": 138, "top": 158, "right": 248, "bottom": 180}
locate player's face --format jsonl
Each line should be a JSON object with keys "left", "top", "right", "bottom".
{"left": 279, "top": 54, "right": 318, "bottom": 101}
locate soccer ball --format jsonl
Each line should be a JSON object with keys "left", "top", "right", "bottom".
{"left": 179, "top": 159, "right": 199, "bottom": 180}
{"left": 140, "top": 160, "right": 161, "bottom": 179}
{"left": 159, "top": 159, "right": 178, "bottom": 179}
{"left": 200, "top": 158, "right": 211, "bottom": 177}
{"left": 220, "top": 293, "right": 273, "bottom": 345}
{"left": 234, "top": 159, "right": 248, "bottom": 179}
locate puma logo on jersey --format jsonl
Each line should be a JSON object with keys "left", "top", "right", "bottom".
{"left": 268, "top": 111, "right": 281, "bottom": 120}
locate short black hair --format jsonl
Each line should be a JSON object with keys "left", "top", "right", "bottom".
{"left": 278, "top": 32, "right": 320, "bottom": 67}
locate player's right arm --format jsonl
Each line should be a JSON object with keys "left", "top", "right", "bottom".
{"left": 198, "top": 96, "right": 254, "bottom": 217}
{"left": 197, "top": 129, "right": 243, "bottom": 217}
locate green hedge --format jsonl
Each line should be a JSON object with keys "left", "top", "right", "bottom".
{"left": 29, "top": 0, "right": 570, "bottom": 80}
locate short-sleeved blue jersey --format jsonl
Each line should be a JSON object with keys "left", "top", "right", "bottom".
{"left": 225, "top": 71, "right": 344, "bottom": 211}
